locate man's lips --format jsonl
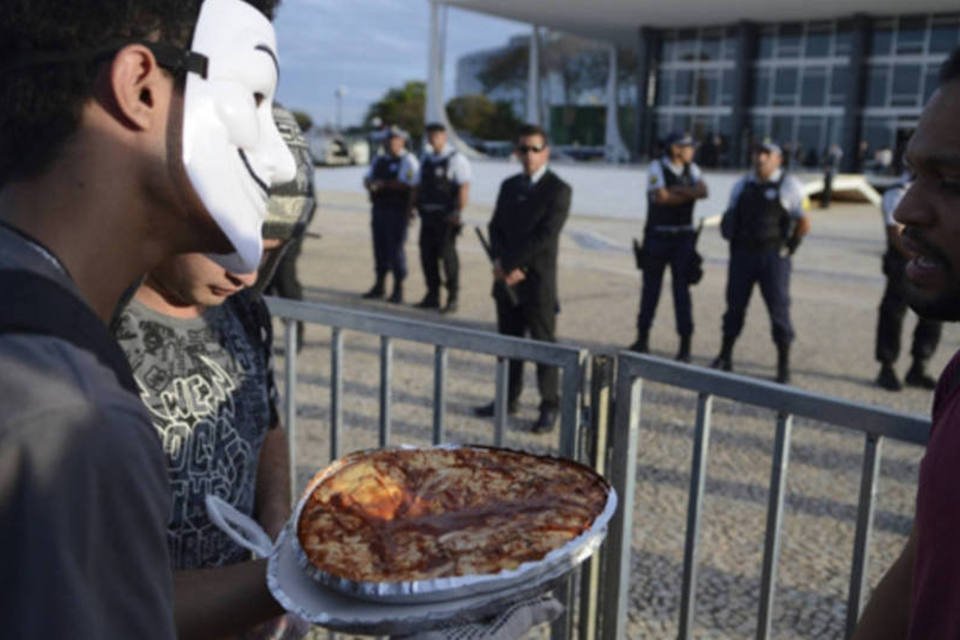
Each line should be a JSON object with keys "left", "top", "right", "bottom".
{"left": 210, "top": 285, "right": 241, "bottom": 297}
{"left": 900, "top": 231, "right": 948, "bottom": 286}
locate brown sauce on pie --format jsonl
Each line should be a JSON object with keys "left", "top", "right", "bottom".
{"left": 297, "top": 447, "right": 609, "bottom": 583}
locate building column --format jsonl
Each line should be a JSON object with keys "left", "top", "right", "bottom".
{"left": 634, "top": 27, "right": 659, "bottom": 159}
{"left": 841, "top": 14, "right": 871, "bottom": 173}
{"left": 526, "top": 25, "right": 541, "bottom": 125}
{"left": 604, "top": 45, "right": 630, "bottom": 162}
{"left": 730, "top": 21, "right": 758, "bottom": 168}
{"left": 424, "top": 0, "right": 481, "bottom": 157}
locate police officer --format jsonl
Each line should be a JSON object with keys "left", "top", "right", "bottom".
{"left": 874, "top": 174, "right": 941, "bottom": 391}
{"left": 712, "top": 140, "right": 810, "bottom": 383}
{"left": 413, "top": 122, "right": 472, "bottom": 313}
{"left": 362, "top": 126, "right": 419, "bottom": 303}
{"left": 630, "top": 131, "right": 708, "bottom": 361}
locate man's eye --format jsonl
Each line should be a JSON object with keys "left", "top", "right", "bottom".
{"left": 254, "top": 93, "right": 265, "bottom": 107}
{"left": 942, "top": 178, "right": 960, "bottom": 195}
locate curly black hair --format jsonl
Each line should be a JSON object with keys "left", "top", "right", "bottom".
{"left": 0, "top": 0, "right": 280, "bottom": 186}
{"left": 941, "top": 46, "right": 960, "bottom": 85}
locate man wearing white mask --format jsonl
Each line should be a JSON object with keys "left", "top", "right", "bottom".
{"left": 0, "top": 1, "right": 294, "bottom": 638}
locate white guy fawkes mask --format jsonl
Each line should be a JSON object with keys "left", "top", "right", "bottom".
{"left": 182, "top": 0, "right": 297, "bottom": 273}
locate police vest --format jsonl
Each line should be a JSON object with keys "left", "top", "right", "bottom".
{"left": 731, "top": 176, "right": 791, "bottom": 251}
{"left": 370, "top": 154, "right": 409, "bottom": 208}
{"left": 418, "top": 152, "right": 458, "bottom": 216}
{"left": 646, "top": 159, "right": 696, "bottom": 230}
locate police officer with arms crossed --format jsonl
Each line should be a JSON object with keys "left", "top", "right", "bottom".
{"left": 874, "top": 173, "right": 941, "bottom": 391}
{"left": 413, "top": 122, "right": 471, "bottom": 313}
{"left": 362, "top": 126, "right": 419, "bottom": 304}
{"left": 712, "top": 139, "right": 810, "bottom": 383}
{"left": 630, "top": 131, "right": 708, "bottom": 361}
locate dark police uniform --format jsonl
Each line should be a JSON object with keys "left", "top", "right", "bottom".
{"left": 365, "top": 150, "right": 419, "bottom": 296}
{"left": 635, "top": 157, "right": 704, "bottom": 354}
{"left": 717, "top": 168, "right": 808, "bottom": 381}
{"left": 415, "top": 146, "right": 471, "bottom": 309}
{"left": 488, "top": 166, "right": 571, "bottom": 417}
{"left": 874, "top": 181, "right": 941, "bottom": 390}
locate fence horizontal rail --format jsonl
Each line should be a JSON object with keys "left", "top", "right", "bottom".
{"left": 617, "top": 352, "right": 930, "bottom": 446}
{"left": 267, "top": 297, "right": 583, "bottom": 366}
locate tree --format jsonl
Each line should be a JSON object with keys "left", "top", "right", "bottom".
{"left": 446, "top": 94, "right": 522, "bottom": 140}
{"left": 290, "top": 109, "right": 313, "bottom": 133}
{"left": 477, "top": 42, "right": 528, "bottom": 95}
{"left": 364, "top": 81, "right": 426, "bottom": 140}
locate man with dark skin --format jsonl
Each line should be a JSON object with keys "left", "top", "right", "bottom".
{"left": 0, "top": 1, "right": 297, "bottom": 637}
{"left": 853, "top": 47, "right": 960, "bottom": 639}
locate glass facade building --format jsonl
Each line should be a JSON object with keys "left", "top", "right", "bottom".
{"left": 641, "top": 13, "right": 960, "bottom": 169}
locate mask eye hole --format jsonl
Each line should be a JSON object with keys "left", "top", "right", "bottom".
{"left": 254, "top": 92, "right": 265, "bottom": 107}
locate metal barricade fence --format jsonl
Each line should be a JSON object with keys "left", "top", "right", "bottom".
{"left": 600, "top": 352, "right": 930, "bottom": 640}
{"left": 265, "top": 297, "right": 589, "bottom": 639}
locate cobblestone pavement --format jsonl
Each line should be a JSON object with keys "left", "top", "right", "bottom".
{"left": 292, "top": 187, "right": 952, "bottom": 639}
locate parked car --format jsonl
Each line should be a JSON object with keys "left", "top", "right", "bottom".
{"left": 308, "top": 132, "right": 368, "bottom": 166}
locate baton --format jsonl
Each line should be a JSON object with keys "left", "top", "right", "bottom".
{"left": 475, "top": 227, "right": 519, "bottom": 307}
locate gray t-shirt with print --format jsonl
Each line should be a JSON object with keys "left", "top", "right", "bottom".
{"left": 114, "top": 289, "right": 279, "bottom": 570}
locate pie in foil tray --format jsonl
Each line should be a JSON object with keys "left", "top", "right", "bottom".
{"left": 290, "top": 444, "right": 617, "bottom": 604}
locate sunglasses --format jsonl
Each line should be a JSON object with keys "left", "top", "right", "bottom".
{"left": 516, "top": 144, "right": 545, "bottom": 154}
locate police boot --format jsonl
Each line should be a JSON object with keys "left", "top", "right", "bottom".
{"left": 905, "top": 360, "right": 936, "bottom": 389}
{"left": 387, "top": 279, "right": 404, "bottom": 304}
{"left": 876, "top": 363, "right": 903, "bottom": 391}
{"left": 776, "top": 343, "right": 791, "bottom": 384}
{"left": 676, "top": 335, "right": 692, "bottom": 363}
{"left": 362, "top": 276, "right": 386, "bottom": 299}
{"left": 629, "top": 331, "right": 649, "bottom": 354}
{"left": 711, "top": 336, "right": 735, "bottom": 372}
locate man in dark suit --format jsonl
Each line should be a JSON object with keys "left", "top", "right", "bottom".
{"left": 474, "top": 124, "right": 572, "bottom": 433}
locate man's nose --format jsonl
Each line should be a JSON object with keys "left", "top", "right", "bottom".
{"left": 229, "top": 270, "right": 259, "bottom": 289}
{"left": 893, "top": 182, "right": 932, "bottom": 227}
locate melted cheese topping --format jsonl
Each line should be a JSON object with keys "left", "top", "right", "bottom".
{"left": 297, "top": 447, "right": 608, "bottom": 583}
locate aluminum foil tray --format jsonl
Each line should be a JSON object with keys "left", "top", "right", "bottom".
{"left": 289, "top": 444, "right": 617, "bottom": 605}
{"left": 268, "top": 524, "right": 570, "bottom": 635}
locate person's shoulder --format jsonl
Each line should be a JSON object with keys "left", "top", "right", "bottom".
{"left": 545, "top": 169, "right": 571, "bottom": 191}
{"left": 0, "top": 333, "right": 154, "bottom": 436}
{"left": 781, "top": 173, "right": 806, "bottom": 195}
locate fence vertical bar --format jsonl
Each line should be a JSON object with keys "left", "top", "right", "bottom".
{"left": 494, "top": 357, "right": 509, "bottom": 446}
{"left": 845, "top": 433, "right": 884, "bottom": 637}
{"left": 283, "top": 319, "right": 298, "bottom": 501}
{"left": 432, "top": 346, "right": 448, "bottom": 445}
{"left": 757, "top": 412, "right": 794, "bottom": 640}
{"left": 379, "top": 335, "right": 392, "bottom": 447}
{"left": 580, "top": 356, "right": 613, "bottom": 640}
{"left": 550, "top": 353, "right": 587, "bottom": 640}
{"left": 558, "top": 352, "right": 585, "bottom": 459}
{"left": 679, "top": 393, "right": 714, "bottom": 639}
{"left": 330, "top": 327, "right": 344, "bottom": 462}
{"left": 601, "top": 367, "right": 643, "bottom": 640}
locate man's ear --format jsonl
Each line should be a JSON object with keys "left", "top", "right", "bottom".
{"left": 106, "top": 44, "right": 168, "bottom": 131}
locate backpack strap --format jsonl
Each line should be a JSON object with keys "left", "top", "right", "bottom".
{"left": 0, "top": 270, "right": 139, "bottom": 395}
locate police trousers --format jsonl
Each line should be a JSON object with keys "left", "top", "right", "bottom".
{"left": 371, "top": 205, "right": 408, "bottom": 280}
{"left": 418, "top": 215, "right": 459, "bottom": 297}
{"left": 636, "top": 230, "right": 696, "bottom": 337}
{"left": 722, "top": 248, "right": 794, "bottom": 346}
{"left": 875, "top": 250, "right": 941, "bottom": 364}
{"left": 495, "top": 297, "right": 559, "bottom": 411}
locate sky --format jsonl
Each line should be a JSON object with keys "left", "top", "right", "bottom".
{"left": 273, "top": 0, "right": 528, "bottom": 128}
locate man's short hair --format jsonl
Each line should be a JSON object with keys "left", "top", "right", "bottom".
{"left": 940, "top": 46, "right": 960, "bottom": 85}
{"left": 0, "top": 0, "right": 280, "bottom": 187}
{"left": 517, "top": 123, "right": 548, "bottom": 145}
{"left": 425, "top": 122, "right": 446, "bottom": 134}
